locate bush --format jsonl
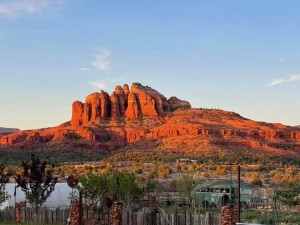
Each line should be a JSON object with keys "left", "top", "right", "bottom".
{"left": 251, "top": 178, "right": 263, "bottom": 186}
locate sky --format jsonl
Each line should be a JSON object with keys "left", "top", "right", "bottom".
{"left": 0, "top": 0, "right": 299, "bottom": 130}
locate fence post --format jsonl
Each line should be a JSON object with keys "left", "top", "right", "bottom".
{"left": 79, "top": 191, "right": 83, "bottom": 225}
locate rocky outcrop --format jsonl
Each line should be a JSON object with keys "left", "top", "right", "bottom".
{"left": 126, "top": 92, "right": 141, "bottom": 119}
{"left": 131, "top": 82, "right": 169, "bottom": 116}
{"left": 71, "top": 101, "right": 84, "bottom": 126}
{"left": 111, "top": 91, "right": 121, "bottom": 118}
{"left": 0, "top": 132, "right": 27, "bottom": 144}
{"left": 115, "top": 86, "right": 126, "bottom": 116}
{"left": 100, "top": 90, "right": 111, "bottom": 118}
{"left": 70, "top": 83, "right": 190, "bottom": 126}
{"left": 1, "top": 83, "right": 300, "bottom": 161}
{"left": 168, "top": 96, "right": 191, "bottom": 111}
{"left": 85, "top": 93, "right": 101, "bottom": 121}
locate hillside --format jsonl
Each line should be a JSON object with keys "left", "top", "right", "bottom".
{"left": 0, "top": 127, "right": 19, "bottom": 134}
{"left": 0, "top": 83, "right": 299, "bottom": 164}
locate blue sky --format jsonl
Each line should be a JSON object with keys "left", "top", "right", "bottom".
{"left": 0, "top": 0, "right": 299, "bottom": 130}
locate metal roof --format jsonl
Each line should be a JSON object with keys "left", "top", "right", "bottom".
{"left": 194, "top": 180, "right": 252, "bottom": 189}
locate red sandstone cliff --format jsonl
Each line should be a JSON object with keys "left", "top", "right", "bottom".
{"left": 0, "top": 83, "right": 300, "bottom": 159}
{"left": 70, "top": 83, "right": 191, "bottom": 126}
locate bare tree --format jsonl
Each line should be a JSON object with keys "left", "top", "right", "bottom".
{"left": 15, "top": 154, "right": 57, "bottom": 222}
{"left": 0, "top": 161, "right": 9, "bottom": 204}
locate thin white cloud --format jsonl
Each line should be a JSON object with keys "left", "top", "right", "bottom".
{"left": 89, "top": 81, "right": 106, "bottom": 90}
{"left": 0, "top": 0, "right": 66, "bottom": 18}
{"left": 91, "top": 49, "right": 111, "bottom": 70}
{"left": 88, "top": 76, "right": 125, "bottom": 91}
{"left": 289, "top": 75, "right": 300, "bottom": 81}
{"left": 268, "top": 79, "right": 284, "bottom": 86}
{"left": 268, "top": 74, "right": 300, "bottom": 87}
{"left": 76, "top": 67, "right": 90, "bottom": 72}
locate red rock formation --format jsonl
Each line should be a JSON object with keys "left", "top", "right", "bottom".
{"left": 137, "top": 92, "right": 157, "bottom": 116}
{"left": 125, "top": 92, "right": 141, "bottom": 119}
{"left": 2, "top": 83, "right": 300, "bottom": 161}
{"left": 100, "top": 90, "right": 111, "bottom": 117}
{"left": 291, "top": 132, "right": 300, "bottom": 139}
{"left": 131, "top": 82, "right": 169, "bottom": 115}
{"left": 69, "top": 83, "right": 191, "bottom": 126}
{"left": 168, "top": 96, "right": 191, "bottom": 111}
{"left": 123, "top": 84, "right": 130, "bottom": 95}
{"left": 123, "top": 84, "right": 130, "bottom": 109}
{"left": 71, "top": 101, "right": 84, "bottom": 126}
{"left": 110, "top": 92, "right": 120, "bottom": 118}
{"left": 85, "top": 93, "right": 101, "bottom": 121}
{"left": 83, "top": 103, "right": 91, "bottom": 124}
{"left": 115, "top": 86, "right": 126, "bottom": 116}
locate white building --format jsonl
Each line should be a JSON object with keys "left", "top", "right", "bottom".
{"left": 0, "top": 183, "right": 75, "bottom": 209}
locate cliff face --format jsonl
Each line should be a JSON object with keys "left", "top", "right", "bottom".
{"left": 0, "top": 83, "right": 300, "bottom": 160}
{"left": 70, "top": 83, "right": 191, "bottom": 126}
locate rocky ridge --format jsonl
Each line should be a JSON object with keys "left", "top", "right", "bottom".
{"left": 0, "top": 83, "right": 300, "bottom": 159}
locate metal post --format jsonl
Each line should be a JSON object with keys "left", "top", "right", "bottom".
{"left": 237, "top": 165, "right": 241, "bottom": 223}
{"left": 14, "top": 185, "right": 16, "bottom": 223}
{"left": 274, "top": 189, "right": 278, "bottom": 222}
{"left": 79, "top": 191, "right": 83, "bottom": 225}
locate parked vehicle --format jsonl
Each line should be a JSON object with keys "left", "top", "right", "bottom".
{"left": 193, "top": 180, "right": 261, "bottom": 208}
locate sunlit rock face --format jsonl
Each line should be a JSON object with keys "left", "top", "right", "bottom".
{"left": 70, "top": 82, "right": 191, "bottom": 126}
{"left": 1, "top": 82, "right": 300, "bottom": 160}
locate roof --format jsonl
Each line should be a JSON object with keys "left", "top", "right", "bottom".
{"left": 194, "top": 180, "right": 252, "bottom": 190}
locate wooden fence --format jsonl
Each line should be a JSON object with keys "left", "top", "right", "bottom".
{"left": 0, "top": 207, "right": 221, "bottom": 225}
{"left": 0, "top": 208, "right": 14, "bottom": 223}
{"left": 123, "top": 210, "right": 221, "bottom": 225}
{"left": 0, "top": 207, "right": 70, "bottom": 225}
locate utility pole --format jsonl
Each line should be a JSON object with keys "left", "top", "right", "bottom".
{"left": 237, "top": 165, "right": 241, "bottom": 223}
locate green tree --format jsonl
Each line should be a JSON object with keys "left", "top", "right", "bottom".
{"left": 109, "top": 172, "right": 141, "bottom": 203}
{"left": 78, "top": 174, "right": 110, "bottom": 219}
{"left": 78, "top": 174, "right": 109, "bottom": 207}
{"left": 15, "top": 154, "right": 57, "bottom": 221}
{"left": 275, "top": 183, "right": 300, "bottom": 207}
{"left": 176, "top": 174, "right": 198, "bottom": 205}
{"left": 0, "top": 162, "right": 9, "bottom": 204}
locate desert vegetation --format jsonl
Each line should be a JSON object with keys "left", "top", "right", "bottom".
{"left": 1, "top": 151, "right": 300, "bottom": 224}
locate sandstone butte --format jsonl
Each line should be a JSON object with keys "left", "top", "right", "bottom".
{"left": 0, "top": 82, "right": 300, "bottom": 158}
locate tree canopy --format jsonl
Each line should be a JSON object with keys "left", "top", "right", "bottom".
{"left": 176, "top": 174, "right": 198, "bottom": 203}
{"left": 275, "top": 183, "right": 300, "bottom": 207}
{"left": 78, "top": 174, "right": 109, "bottom": 207}
{"left": 15, "top": 154, "right": 57, "bottom": 211}
{"left": 0, "top": 162, "right": 9, "bottom": 204}
{"left": 109, "top": 171, "right": 141, "bottom": 203}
